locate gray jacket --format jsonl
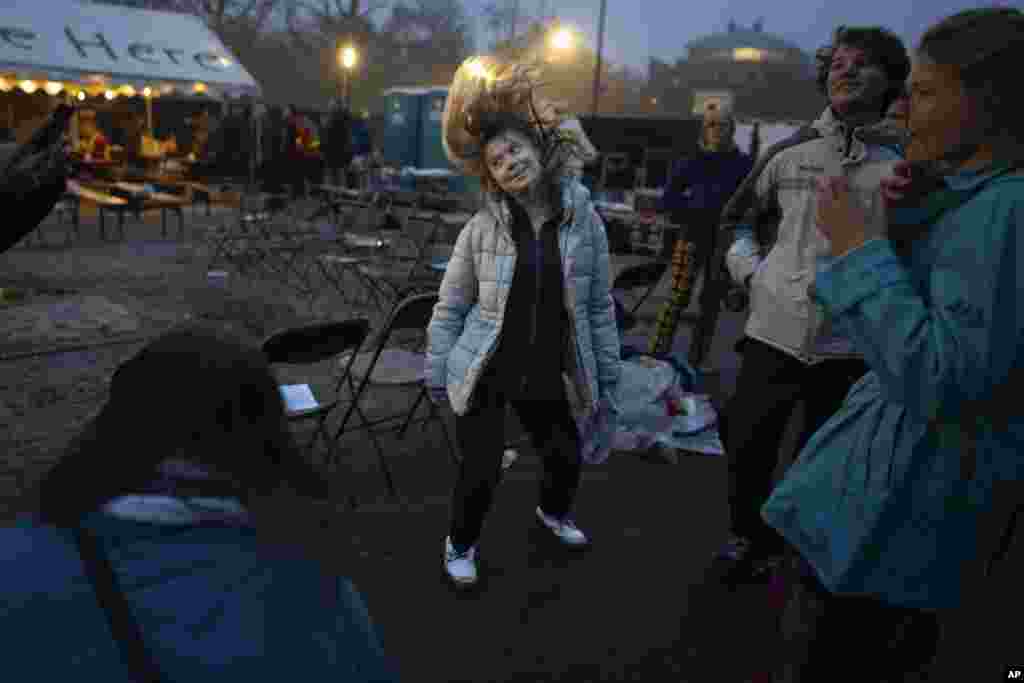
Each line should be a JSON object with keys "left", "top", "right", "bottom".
{"left": 720, "top": 107, "right": 904, "bottom": 364}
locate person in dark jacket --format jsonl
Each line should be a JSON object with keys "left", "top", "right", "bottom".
{"left": 285, "top": 104, "right": 318, "bottom": 198}
{"left": 649, "top": 103, "right": 752, "bottom": 359}
{"left": 211, "top": 103, "right": 253, "bottom": 180}
{"left": 324, "top": 98, "right": 354, "bottom": 188}
{"left": 661, "top": 103, "right": 752, "bottom": 275}
{"left": 2, "top": 327, "right": 398, "bottom": 682}
{"left": 258, "top": 106, "right": 288, "bottom": 194}
{"left": 0, "top": 111, "right": 74, "bottom": 253}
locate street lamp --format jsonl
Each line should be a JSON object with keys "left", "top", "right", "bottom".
{"left": 592, "top": 0, "right": 608, "bottom": 115}
{"left": 549, "top": 26, "right": 574, "bottom": 52}
{"left": 338, "top": 44, "right": 358, "bottom": 108}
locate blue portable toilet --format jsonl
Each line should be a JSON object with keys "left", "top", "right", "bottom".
{"left": 417, "top": 87, "right": 451, "bottom": 171}
{"left": 381, "top": 88, "right": 423, "bottom": 168}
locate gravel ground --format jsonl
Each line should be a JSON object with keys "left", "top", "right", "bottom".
{"left": 0, "top": 204, "right": 391, "bottom": 521}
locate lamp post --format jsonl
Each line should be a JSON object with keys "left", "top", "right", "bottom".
{"left": 591, "top": 0, "right": 607, "bottom": 115}
{"left": 339, "top": 44, "right": 358, "bottom": 109}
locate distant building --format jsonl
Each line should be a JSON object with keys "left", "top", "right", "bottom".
{"left": 83, "top": 0, "right": 158, "bottom": 7}
{"left": 649, "top": 20, "right": 822, "bottom": 123}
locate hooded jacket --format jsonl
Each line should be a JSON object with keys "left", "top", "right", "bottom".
{"left": 762, "top": 163, "right": 1024, "bottom": 610}
{"left": 425, "top": 178, "right": 621, "bottom": 427}
{"left": 719, "top": 107, "right": 904, "bottom": 364}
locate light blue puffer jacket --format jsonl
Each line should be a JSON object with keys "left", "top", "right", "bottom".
{"left": 426, "top": 179, "right": 621, "bottom": 428}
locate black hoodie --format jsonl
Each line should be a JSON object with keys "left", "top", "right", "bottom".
{"left": 486, "top": 199, "right": 570, "bottom": 401}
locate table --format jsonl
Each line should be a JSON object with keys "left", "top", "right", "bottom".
{"left": 88, "top": 181, "right": 190, "bottom": 240}
{"left": 178, "top": 181, "right": 245, "bottom": 216}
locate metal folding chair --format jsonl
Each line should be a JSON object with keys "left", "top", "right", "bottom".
{"left": 261, "top": 318, "right": 372, "bottom": 505}
{"left": 333, "top": 292, "right": 458, "bottom": 491}
{"left": 317, "top": 228, "right": 377, "bottom": 309}
{"left": 356, "top": 211, "right": 446, "bottom": 313}
{"left": 612, "top": 260, "right": 669, "bottom": 331}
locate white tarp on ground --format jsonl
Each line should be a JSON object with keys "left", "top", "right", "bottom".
{"left": 0, "top": 0, "right": 259, "bottom": 98}
{"left": 612, "top": 355, "right": 724, "bottom": 457}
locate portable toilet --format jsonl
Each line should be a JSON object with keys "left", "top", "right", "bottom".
{"left": 417, "top": 87, "right": 451, "bottom": 171}
{"left": 381, "top": 88, "right": 423, "bottom": 168}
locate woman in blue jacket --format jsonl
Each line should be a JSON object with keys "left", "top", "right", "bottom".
{"left": 1, "top": 327, "right": 398, "bottom": 682}
{"left": 426, "top": 57, "right": 621, "bottom": 590}
{"left": 764, "top": 8, "right": 1024, "bottom": 681}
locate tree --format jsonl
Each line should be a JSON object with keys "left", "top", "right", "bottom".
{"left": 380, "top": 0, "right": 475, "bottom": 86}
{"left": 489, "top": 19, "right": 651, "bottom": 117}
{"left": 482, "top": 0, "right": 529, "bottom": 48}
{"left": 109, "top": 0, "right": 284, "bottom": 33}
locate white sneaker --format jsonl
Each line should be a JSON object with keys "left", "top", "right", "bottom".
{"left": 536, "top": 507, "right": 590, "bottom": 548}
{"left": 443, "top": 536, "right": 478, "bottom": 587}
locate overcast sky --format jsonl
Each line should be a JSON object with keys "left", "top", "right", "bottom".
{"left": 458, "top": 0, "right": 1023, "bottom": 73}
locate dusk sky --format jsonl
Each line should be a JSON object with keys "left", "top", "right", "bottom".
{"left": 457, "top": 0, "right": 1023, "bottom": 73}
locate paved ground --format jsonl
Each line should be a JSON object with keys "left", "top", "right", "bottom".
{"left": 1, "top": 207, "right": 1009, "bottom": 681}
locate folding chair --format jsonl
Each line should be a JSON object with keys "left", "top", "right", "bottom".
{"left": 309, "top": 187, "right": 378, "bottom": 228}
{"left": 333, "top": 292, "right": 458, "bottom": 490}
{"left": 317, "top": 231, "right": 377, "bottom": 309}
{"left": 357, "top": 212, "right": 446, "bottom": 313}
{"left": 612, "top": 260, "right": 669, "bottom": 331}
{"left": 262, "top": 318, "right": 372, "bottom": 504}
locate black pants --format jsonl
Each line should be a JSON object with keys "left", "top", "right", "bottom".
{"left": 720, "top": 337, "right": 868, "bottom": 553}
{"left": 449, "top": 372, "right": 582, "bottom": 551}
{"left": 776, "top": 554, "right": 941, "bottom": 681}
{"left": 676, "top": 215, "right": 721, "bottom": 366}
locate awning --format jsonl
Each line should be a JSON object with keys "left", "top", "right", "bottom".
{"left": 0, "top": 0, "right": 260, "bottom": 100}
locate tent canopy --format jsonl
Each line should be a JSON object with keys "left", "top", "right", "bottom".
{"left": 0, "top": 0, "right": 260, "bottom": 100}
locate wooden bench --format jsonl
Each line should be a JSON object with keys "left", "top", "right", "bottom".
{"left": 67, "top": 182, "right": 188, "bottom": 241}
{"left": 184, "top": 181, "right": 245, "bottom": 216}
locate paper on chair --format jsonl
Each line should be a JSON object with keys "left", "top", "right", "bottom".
{"left": 280, "top": 384, "right": 319, "bottom": 412}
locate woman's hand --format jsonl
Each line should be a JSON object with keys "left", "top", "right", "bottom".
{"left": 880, "top": 160, "right": 915, "bottom": 207}
{"left": 815, "top": 175, "right": 871, "bottom": 258}
{"left": 880, "top": 160, "right": 946, "bottom": 208}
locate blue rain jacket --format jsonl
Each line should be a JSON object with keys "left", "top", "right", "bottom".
{"left": 762, "top": 164, "right": 1024, "bottom": 610}
{"left": 0, "top": 513, "right": 398, "bottom": 681}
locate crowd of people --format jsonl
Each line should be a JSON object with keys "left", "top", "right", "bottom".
{"left": 0, "top": 6, "right": 1021, "bottom": 681}
{"left": 13, "top": 98, "right": 363, "bottom": 198}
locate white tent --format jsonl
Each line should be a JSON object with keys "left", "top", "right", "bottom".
{"left": 0, "top": 0, "right": 259, "bottom": 104}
